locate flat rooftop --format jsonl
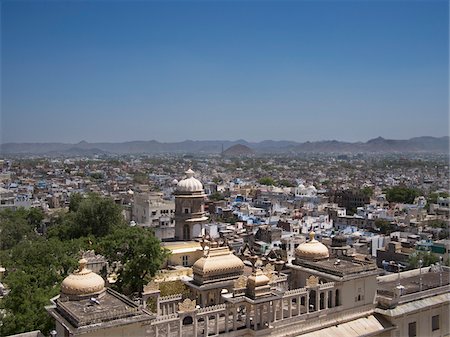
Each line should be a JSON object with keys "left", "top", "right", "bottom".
{"left": 294, "top": 257, "right": 378, "bottom": 277}
{"left": 377, "top": 269, "right": 449, "bottom": 298}
{"left": 54, "top": 289, "right": 148, "bottom": 328}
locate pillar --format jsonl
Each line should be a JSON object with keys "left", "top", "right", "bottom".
{"left": 205, "top": 316, "right": 209, "bottom": 336}
{"left": 316, "top": 291, "right": 319, "bottom": 311}
{"left": 233, "top": 309, "right": 237, "bottom": 331}
{"left": 288, "top": 298, "right": 292, "bottom": 318}
{"left": 325, "top": 291, "right": 329, "bottom": 309}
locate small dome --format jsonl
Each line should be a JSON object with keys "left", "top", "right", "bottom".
{"left": 248, "top": 269, "right": 270, "bottom": 287}
{"left": 177, "top": 169, "right": 204, "bottom": 192}
{"left": 331, "top": 234, "right": 347, "bottom": 247}
{"left": 295, "top": 232, "right": 329, "bottom": 261}
{"left": 61, "top": 259, "right": 105, "bottom": 297}
{"left": 193, "top": 247, "right": 244, "bottom": 280}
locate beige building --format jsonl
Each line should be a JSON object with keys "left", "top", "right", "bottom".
{"left": 45, "top": 233, "right": 449, "bottom": 337}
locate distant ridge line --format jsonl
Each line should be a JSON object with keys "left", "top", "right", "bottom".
{"left": 0, "top": 136, "right": 448, "bottom": 155}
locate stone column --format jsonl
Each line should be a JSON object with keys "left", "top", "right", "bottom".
{"left": 193, "top": 318, "right": 198, "bottom": 336}
{"left": 325, "top": 291, "right": 329, "bottom": 309}
{"left": 179, "top": 319, "right": 182, "bottom": 337}
{"left": 155, "top": 325, "right": 159, "bottom": 337}
{"left": 246, "top": 304, "right": 251, "bottom": 328}
{"left": 288, "top": 298, "right": 292, "bottom": 318}
{"left": 233, "top": 309, "right": 237, "bottom": 331}
{"left": 316, "top": 291, "right": 320, "bottom": 311}
{"left": 205, "top": 316, "right": 209, "bottom": 336}
{"left": 167, "top": 322, "right": 171, "bottom": 336}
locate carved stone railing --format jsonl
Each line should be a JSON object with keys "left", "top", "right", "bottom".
{"left": 154, "top": 313, "right": 179, "bottom": 323}
{"left": 284, "top": 287, "right": 307, "bottom": 297}
{"left": 160, "top": 294, "right": 183, "bottom": 302}
{"left": 197, "top": 304, "right": 227, "bottom": 314}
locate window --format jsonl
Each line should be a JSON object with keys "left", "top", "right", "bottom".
{"left": 152, "top": 211, "right": 157, "bottom": 216}
{"left": 432, "top": 315, "right": 439, "bottom": 331}
{"left": 182, "top": 255, "right": 189, "bottom": 267}
{"left": 408, "top": 322, "right": 417, "bottom": 337}
{"left": 184, "top": 208, "right": 189, "bottom": 214}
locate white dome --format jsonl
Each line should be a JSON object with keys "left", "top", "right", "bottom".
{"left": 177, "top": 169, "right": 203, "bottom": 192}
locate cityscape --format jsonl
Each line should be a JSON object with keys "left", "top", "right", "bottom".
{"left": 0, "top": 1, "right": 448, "bottom": 337}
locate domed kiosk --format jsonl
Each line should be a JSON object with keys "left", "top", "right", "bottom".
{"left": 61, "top": 259, "right": 105, "bottom": 300}
{"left": 295, "top": 232, "right": 330, "bottom": 261}
{"left": 174, "top": 169, "right": 208, "bottom": 240}
{"left": 188, "top": 239, "right": 244, "bottom": 306}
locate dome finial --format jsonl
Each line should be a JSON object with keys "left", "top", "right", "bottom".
{"left": 78, "top": 258, "right": 88, "bottom": 271}
{"left": 185, "top": 168, "right": 195, "bottom": 178}
{"left": 309, "top": 231, "right": 316, "bottom": 241}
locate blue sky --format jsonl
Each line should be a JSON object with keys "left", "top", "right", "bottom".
{"left": 1, "top": 0, "right": 448, "bottom": 143}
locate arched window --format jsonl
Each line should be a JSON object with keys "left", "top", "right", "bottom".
{"left": 335, "top": 289, "right": 340, "bottom": 306}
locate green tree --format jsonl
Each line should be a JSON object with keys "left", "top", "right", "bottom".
{"left": 278, "top": 179, "right": 295, "bottom": 187}
{"left": 407, "top": 251, "right": 439, "bottom": 269}
{"left": 0, "top": 237, "right": 86, "bottom": 336}
{"left": 209, "top": 192, "right": 225, "bottom": 201}
{"left": 361, "top": 186, "right": 374, "bottom": 198}
{"left": 0, "top": 208, "right": 38, "bottom": 250}
{"left": 385, "top": 186, "right": 420, "bottom": 204}
{"left": 68, "top": 193, "right": 84, "bottom": 212}
{"left": 49, "top": 193, "right": 126, "bottom": 239}
{"left": 96, "top": 227, "right": 168, "bottom": 294}
{"left": 258, "top": 177, "right": 275, "bottom": 186}
{"left": 375, "top": 219, "right": 394, "bottom": 234}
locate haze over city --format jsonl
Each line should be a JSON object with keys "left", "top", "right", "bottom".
{"left": 1, "top": 0, "right": 448, "bottom": 144}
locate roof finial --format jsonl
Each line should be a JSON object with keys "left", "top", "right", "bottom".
{"left": 309, "top": 231, "right": 316, "bottom": 241}
{"left": 185, "top": 168, "right": 195, "bottom": 178}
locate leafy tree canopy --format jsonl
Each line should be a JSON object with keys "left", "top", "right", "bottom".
{"left": 258, "top": 177, "right": 275, "bottom": 186}
{"left": 385, "top": 186, "right": 420, "bottom": 204}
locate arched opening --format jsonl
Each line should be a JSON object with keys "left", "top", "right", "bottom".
{"left": 309, "top": 290, "right": 316, "bottom": 311}
{"left": 183, "top": 316, "right": 193, "bottom": 325}
{"left": 328, "top": 290, "right": 333, "bottom": 308}
{"left": 319, "top": 292, "right": 325, "bottom": 310}
{"left": 335, "top": 289, "right": 340, "bottom": 306}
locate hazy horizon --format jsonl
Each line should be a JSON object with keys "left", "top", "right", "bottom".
{"left": 1, "top": 135, "right": 449, "bottom": 146}
{"left": 2, "top": 1, "right": 448, "bottom": 144}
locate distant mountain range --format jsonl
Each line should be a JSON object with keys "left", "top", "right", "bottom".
{"left": 0, "top": 136, "right": 448, "bottom": 155}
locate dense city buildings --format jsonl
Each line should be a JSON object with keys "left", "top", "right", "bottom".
{"left": 0, "top": 153, "right": 448, "bottom": 336}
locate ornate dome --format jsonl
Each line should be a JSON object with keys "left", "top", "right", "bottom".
{"left": 61, "top": 259, "right": 105, "bottom": 298}
{"left": 176, "top": 169, "right": 203, "bottom": 193}
{"left": 193, "top": 246, "right": 244, "bottom": 283}
{"left": 295, "top": 232, "right": 329, "bottom": 261}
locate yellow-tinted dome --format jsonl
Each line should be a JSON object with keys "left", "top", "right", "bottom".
{"left": 295, "top": 232, "right": 329, "bottom": 261}
{"left": 177, "top": 169, "right": 204, "bottom": 192}
{"left": 61, "top": 259, "right": 105, "bottom": 297}
{"left": 193, "top": 246, "right": 244, "bottom": 282}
